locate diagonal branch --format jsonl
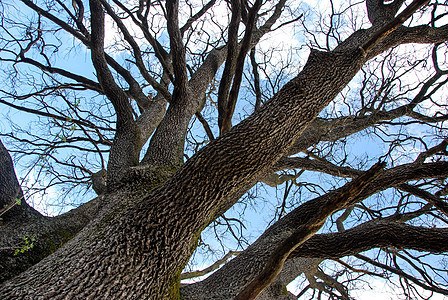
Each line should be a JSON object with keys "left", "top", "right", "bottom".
{"left": 20, "top": 0, "right": 89, "bottom": 45}
{"left": 398, "top": 183, "right": 448, "bottom": 217}
{"left": 180, "top": 251, "right": 240, "bottom": 280}
{"left": 15, "top": 57, "right": 102, "bottom": 92}
{"left": 180, "top": 0, "right": 217, "bottom": 36}
{"left": 235, "top": 162, "right": 386, "bottom": 300}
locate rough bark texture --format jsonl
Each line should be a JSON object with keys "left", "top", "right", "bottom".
{"left": 0, "top": 41, "right": 367, "bottom": 300}
{"left": 1, "top": 0, "right": 447, "bottom": 299}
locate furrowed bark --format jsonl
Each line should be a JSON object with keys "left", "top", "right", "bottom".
{"left": 0, "top": 38, "right": 368, "bottom": 300}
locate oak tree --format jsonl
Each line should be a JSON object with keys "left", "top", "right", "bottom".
{"left": 1, "top": 0, "right": 448, "bottom": 299}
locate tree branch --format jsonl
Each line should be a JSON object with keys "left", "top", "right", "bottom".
{"left": 217, "top": 0, "right": 242, "bottom": 133}
{"left": 235, "top": 162, "right": 386, "bottom": 300}
{"left": 361, "top": 0, "right": 430, "bottom": 55}
{"left": 221, "top": 0, "right": 263, "bottom": 134}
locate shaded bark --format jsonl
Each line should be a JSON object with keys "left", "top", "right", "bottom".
{"left": 0, "top": 139, "right": 101, "bottom": 283}
{"left": 0, "top": 140, "right": 41, "bottom": 222}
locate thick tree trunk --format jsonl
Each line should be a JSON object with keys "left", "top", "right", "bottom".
{"left": 2, "top": 1, "right": 444, "bottom": 298}
{"left": 0, "top": 42, "right": 367, "bottom": 299}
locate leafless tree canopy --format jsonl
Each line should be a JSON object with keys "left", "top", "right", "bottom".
{"left": 0, "top": 0, "right": 448, "bottom": 299}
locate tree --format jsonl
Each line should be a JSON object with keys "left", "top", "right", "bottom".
{"left": 0, "top": 0, "right": 448, "bottom": 298}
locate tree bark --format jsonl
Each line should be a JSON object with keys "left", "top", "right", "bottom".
{"left": 0, "top": 39, "right": 368, "bottom": 300}
{"left": 1, "top": 1, "right": 447, "bottom": 299}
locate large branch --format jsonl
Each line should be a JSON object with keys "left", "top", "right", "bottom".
{"left": 139, "top": 1, "right": 196, "bottom": 167}
{"left": 361, "top": 0, "right": 430, "bottom": 55}
{"left": 189, "top": 0, "right": 289, "bottom": 108}
{"left": 89, "top": 0, "right": 133, "bottom": 124}
{"left": 235, "top": 162, "right": 385, "bottom": 300}
{"left": 271, "top": 157, "right": 448, "bottom": 218}
{"left": 366, "top": 0, "right": 406, "bottom": 25}
{"left": 1, "top": 2, "right": 444, "bottom": 297}
{"left": 89, "top": 0, "right": 142, "bottom": 183}
{"left": 181, "top": 161, "right": 448, "bottom": 299}
{"left": 166, "top": 0, "right": 189, "bottom": 92}
{"left": 285, "top": 62, "right": 447, "bottom": 157}
{"left": 366, "top": 23, "right": 448, "bottom": 59}
{"left": 142, "top": 0, "right": 292, "bottom": 166}
{"left": 258, "top": 220, "right": 448, "bottom": 299}
{"left": 291, "top": 221, "right": 448, "bottom": 260}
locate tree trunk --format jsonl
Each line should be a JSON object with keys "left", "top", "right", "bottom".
{"left": 0, "top": 41, "right": 367, "bottom": 299}
{"left": 1, "top": 1, "right": 446, "bottom": 298}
